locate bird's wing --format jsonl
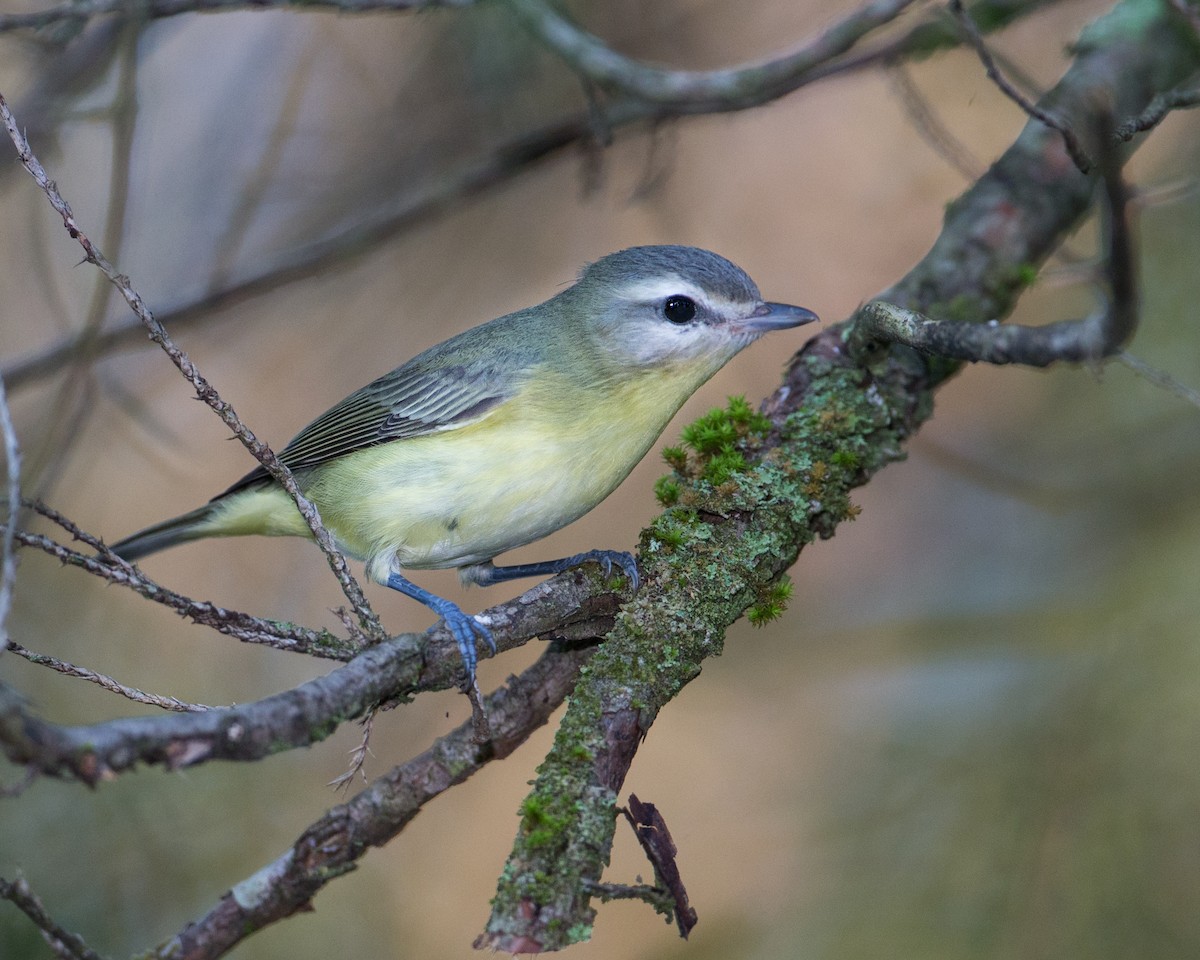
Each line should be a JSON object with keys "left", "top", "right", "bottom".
{"left": 217, "top": 358, "right": 521, "bottom": 498}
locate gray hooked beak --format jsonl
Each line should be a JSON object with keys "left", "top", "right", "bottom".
{"left": 741, "top": 301, "right": 820, "bottom": 332}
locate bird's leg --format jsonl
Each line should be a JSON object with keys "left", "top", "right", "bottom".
{"left": 385, "top": 571, "right": 495, "bottom": 687}
{"left": 461, "top": 550, "right": 640, "bottom": 590}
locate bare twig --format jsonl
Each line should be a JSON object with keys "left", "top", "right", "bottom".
{"left": 506, "top": 0, "right": 923, "bottom": 111}
{"left": 805, "top": 0, "right": 1059, "bottom": 81}
{"left": 0, "top": 876, "right": 104, "bottom": 960}
{"left": 1115, "top": 82, "right": 1200, "bottom": 140}
{"left": 851, "top": 115, "right": 1134, "bottom": 365}
{"left": 16, "top": 503, "right": 356, "bottom": 659}
{"left": 0, "top": 89, "right": 386, "bottom": 644}
{"left": 949, "top": 0, "right": 1091, "bottom": 173}
{"left": 1116, "top": 351, "right": 1200, "bottom": 410}
{"left": 5, "top": 639, "right": 213, "bottom": 711}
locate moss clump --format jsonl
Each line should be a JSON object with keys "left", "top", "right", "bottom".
{"left": 657, "top": 395, "right": 773, "bottom": 491}
{"left": 747, "top": 575, "right": 793, "bottom": 626}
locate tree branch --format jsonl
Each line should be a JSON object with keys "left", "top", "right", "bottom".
{"left": 480, "top": 0, "right": 1200, "bottom": 950}
{"left": 506, "top": 0, "right": 922, "bottom": 111}
{"left": 0, "top": 558, "right": 625, "bottom": 783}
{"left": 147, "top": 640, "right": 594, "bottom": 960}
{"left": 1, "top": 2, "right": 1062, "bottom": 396}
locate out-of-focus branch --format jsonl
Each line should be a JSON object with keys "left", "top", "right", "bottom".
{"left": 0, "top": 90, "right": 387, "bottom": 644}
{"left": 0, "top": 876, "right": 102, "bottom": 960}
{"left": 0, "top": 375, "right": 19, "bottom": 646}
{"left": 0, "top": 0, "right": 475, "bottom": 32}
{"left": 506, "top": 0, "right": 921, "bottom": 111}
{"left": 949, "top": 0, "right": 1091, "bottom": 172}
{"left": 1, "top": 112, "right": 599, "bottom": 392}
{"left": 1, "top": 2, "right": 1064, "bottom": 396}
{"left": 146, "top": 641, "right": 593, "bottom": 960}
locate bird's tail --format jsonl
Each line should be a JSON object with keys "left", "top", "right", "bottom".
{"left": 107, "top": 503, "right": 220, "bottom": 562}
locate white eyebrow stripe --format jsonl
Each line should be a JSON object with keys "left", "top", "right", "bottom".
{"left": 611, "top": 278, "right": 755, "bottom": 318}
{"left": 613, "top": 277, "right": 707, "bottom": 303}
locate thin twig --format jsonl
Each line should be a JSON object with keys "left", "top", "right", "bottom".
{"left": 949, "top": 0, "right": 1091, "bottom": 173}
{"left": 851, "top": 114, "right": 1134, "bottom": 365}
{"left": 18, "top": 503, "right": 357, "bottom": 659}
{"left": 0, "top": 90, "right": 386, "bottom": 643}
{"left": 0, "top": 876, "right": 104, "bottom": 960}
{"left": 886, "top": 63, "right": 982, "bottom": 181}
{"left": 1115, "top": 82, "right": 1200, "bottom": 140}
{"left": 1116, "top": 351, "right": 1200, "bottom": 410}
{"left": 5, "top": 639, "right": 213, "bottom": 711}
{"left": 0, "top": 561, "right": 626, "bottom": 783}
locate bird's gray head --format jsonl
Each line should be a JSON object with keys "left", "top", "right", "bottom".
{"left": 568, "top": 245, "right": 817, "bottom": 369}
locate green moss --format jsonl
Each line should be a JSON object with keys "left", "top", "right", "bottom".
{"left": 653, "top": 475, "right": 681, "bottom": 506}
{"left": 520, "top": 794, "right": 572, "bottom": 849}
{"left": 661, "top": 445, "right": 687, "bottom": 471}
{"left": 748, "top": 575, "right": 793, "bottom": 626}
{"left": 702, "top": 448, "right": 747, "bottom": 485}
{"left": 830, "top": 449, "right": 862, "bottom": 471}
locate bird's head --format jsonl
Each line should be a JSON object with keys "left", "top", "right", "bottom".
{"left": 566, "top": 245, "right": 818, "bottom": 374}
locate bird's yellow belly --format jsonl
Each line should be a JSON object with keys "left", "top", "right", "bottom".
{"left": 204, "top": 368, "right": 699, "bottom": 582}
{"left": 303, "top": 404, "right": 663, "bottom": 578}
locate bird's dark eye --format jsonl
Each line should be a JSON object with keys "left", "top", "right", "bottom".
{"left": 663, "top": 295, "right": 697, "bottom": 324}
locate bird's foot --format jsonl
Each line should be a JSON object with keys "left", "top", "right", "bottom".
{"left": 462, "top": 549, "right": 640, "bottom": 591}
{"left": 385, "top": 571, "right": 495, "bottom": 688}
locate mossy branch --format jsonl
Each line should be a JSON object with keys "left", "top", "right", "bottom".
{"left": 481, "top": 0, "right": 1200, "bottom": 950}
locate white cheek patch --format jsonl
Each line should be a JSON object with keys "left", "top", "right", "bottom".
{"left": 623, "top": 322, "right": 710, "bottom": 365}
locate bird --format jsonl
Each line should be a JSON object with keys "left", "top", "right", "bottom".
{"left": 110, "top": 245, "right": 818, "bottom": 686}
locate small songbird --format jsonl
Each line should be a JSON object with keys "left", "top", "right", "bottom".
{"left": 111, "top": 245, "right": 817, "bottom": 685}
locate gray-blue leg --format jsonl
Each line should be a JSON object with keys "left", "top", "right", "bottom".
{"left": 464, "top": 550, "right": 640, "bottom": 590}
{"left": 385, "top": 571, "right": 495, "bottom": 686}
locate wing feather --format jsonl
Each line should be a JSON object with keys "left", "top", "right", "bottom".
{"left": 218, "top": 357, "right": 522, "bottom": 498}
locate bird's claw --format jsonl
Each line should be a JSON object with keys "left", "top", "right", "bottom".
{"left": 428, "top": 597, "right": 495, "bottom": 688}
{"left": 567, "top": 549, "right": 640, "bottom": 591}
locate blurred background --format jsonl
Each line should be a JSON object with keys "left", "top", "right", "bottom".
{"left": 2, "top": 0, "right": 1200, "bottom": 957}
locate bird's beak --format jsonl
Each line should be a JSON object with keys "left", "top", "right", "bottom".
{"left": 742, "top": 301, "right": 820, "bottom": 332}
